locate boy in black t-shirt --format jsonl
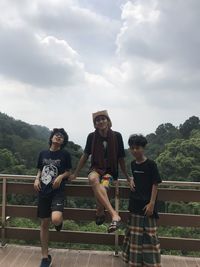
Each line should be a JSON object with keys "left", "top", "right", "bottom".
{"left": 70, "top": 110, "right": 132, "bottom": 233}
{"left": 122, "top": 134, "right": 162, "bottom": 267}
{"left": 34, "top": 128, "right": 72, "bottom": 267}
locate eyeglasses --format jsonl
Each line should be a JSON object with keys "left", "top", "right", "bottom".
{"left": 54, "top": 132, "right": 64, "bottom": 139}
{"left": 53, "top": 128, "right": 65, "bottom": 139}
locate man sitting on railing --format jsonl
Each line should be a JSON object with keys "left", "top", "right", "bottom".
{"left": 34, "top": 128, "right": 72, "bottom": 267}
{"left": 70, "top": 110, "right": 133, "bottom": 233}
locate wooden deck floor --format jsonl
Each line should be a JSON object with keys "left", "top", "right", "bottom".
{"left": 0, "top": 245, "right": 199, "bottom": 267}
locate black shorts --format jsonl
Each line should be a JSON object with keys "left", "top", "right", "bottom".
{"left": 37, "top": 191, "right": 65, "bottom": 219}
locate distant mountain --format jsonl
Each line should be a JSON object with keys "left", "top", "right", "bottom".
{"left": 0, "top": 112, "right": 50, "bottom": 140}
{"left": 0, "top": 112, "right": 88, "bottom": 175}
{"left": 0, "top": 112, "right": 199, "bottom": 181}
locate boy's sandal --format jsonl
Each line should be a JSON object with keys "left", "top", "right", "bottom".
{"left": 107, "top": 219, "right": 122, "bottom": 233}
{"left": 96, "top": 214, "right": 106, "bottom": 225}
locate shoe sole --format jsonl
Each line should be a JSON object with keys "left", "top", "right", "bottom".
{"left": 107, "top": 221, "right": 122, "bottom": 233}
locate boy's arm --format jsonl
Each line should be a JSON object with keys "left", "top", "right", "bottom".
{"left": 36, "top": 169, "right": 41, "bottom": 180}
{"left": 69, "top": 153, "right": 89, "bottom": 180}
{"left": 143, "top": 183, "right": 158, "bottom": 216}
{"left": 34, "top": 170, "right": 41, "bottom": 192}
{"left": 144, "top": 160, "right": 161, "bottom": 216}
{"left": 150, "top": 183, "right": 158, "bottom": 205}
{"left": 53, "top": 151, "right": 72, "bottom": 188}
{"left": 52, "top": 170, "right": 71, "bottom": 189}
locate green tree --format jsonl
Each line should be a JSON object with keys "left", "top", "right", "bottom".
{"left": 179, "top": 116, "right": 200, "bottom": 138}
{"left": 145, "top": 123, "right": 180, "bottom": 159}
{"left": 156, "top": 132, "right": 200, "bottom": 181}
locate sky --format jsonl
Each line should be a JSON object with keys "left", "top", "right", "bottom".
{"left": 0, "top": 0, "right": 199, "bottom": 147}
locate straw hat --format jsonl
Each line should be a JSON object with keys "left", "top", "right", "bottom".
{"left": 92, "top": 110, "right": 112, "bottom": 128}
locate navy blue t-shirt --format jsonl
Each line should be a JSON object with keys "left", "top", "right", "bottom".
{"left": 37, "top": 149, "right": 72, "bottom": 195}
{"left": 129, "top": 159, "right": 162, "bottom": 218}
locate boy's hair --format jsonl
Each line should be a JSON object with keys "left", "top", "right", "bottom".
{"left": 49, "top": 128, "right": 68, "bottom": 149}
{"left": 128, "top": 134, "right": 148, "bottom": 148}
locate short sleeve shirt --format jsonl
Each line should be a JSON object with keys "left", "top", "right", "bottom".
{"left": 83, "top": 131, "right": 125, "bottom": 179}
{"left": 37, "top": 149, "right": 72, "bottom": 195}
{"left": 129, "top": 159, "right": 162, "bottom": 217}
{"left": 84, "top": 131, "right": 125, "bottom": 159}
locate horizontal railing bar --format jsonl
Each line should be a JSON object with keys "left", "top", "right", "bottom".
{"left": 0, "top": 174, "right": 35, "bottom": 179}
{"left": 159, "top": 181, "right": 200, "bottom": 187}
{"left": 1, "top": 205, "right": 200, "bottom": 227}
{"left": 157, "top": 236, "right": 200, "bottom": 251}
{"left": 2, "top": 227, "right": 200, "bottom": 251}
{"left": 1, "top": 182, "right": 199, "bottom": 202}
{"left": 5, "top": 227, "right": 115, "bottom": 245}
{"left": 0, "top": 174, "right": 200, "bottom": 187}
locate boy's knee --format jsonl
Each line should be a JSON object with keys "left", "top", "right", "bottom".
{"left": 51, "top": 213, "right": 62, "bottom": 225}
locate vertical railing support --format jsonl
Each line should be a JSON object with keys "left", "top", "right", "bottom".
{"left": 1, "top": 177, "right": 7, "bottom": 247}
{"left": 114, "top": 180, "right": 119, "bottom": 256}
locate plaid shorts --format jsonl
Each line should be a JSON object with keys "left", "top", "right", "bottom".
{"left": 122, "top": 213, "right": 161, "bottom": 267}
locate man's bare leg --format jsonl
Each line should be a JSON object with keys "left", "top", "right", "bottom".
{"left": 40, "top": 218, "right": 50, "bottom": 258}
{"left": 88, "top": 171, "right": 120, "bottom": 221}
{"left": 96, "top": 199, "right": 105, "bottom": 216}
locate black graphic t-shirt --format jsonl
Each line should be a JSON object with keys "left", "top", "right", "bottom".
{"left": 129, "top": 159, "right": 162, "bottom": 218}
{"left": 84, "top": 131, "right": 125, "bottom": 179}
{"left": 37, "top": 149, "right": 72, "bottom": 195}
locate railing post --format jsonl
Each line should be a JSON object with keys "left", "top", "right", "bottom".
{"left": 1, "top": 177, "right": 7, "bottom": 247}
{"left": 114, "top": 180, "right": 119, "bottom": 256}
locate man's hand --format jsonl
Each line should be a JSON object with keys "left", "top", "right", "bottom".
{"left": 69, "top": 174, "right": 77, "bottom": 182}
{"left": 52, "top": 175, "right": 63, "bottom": 189}
{"left": 143, "top": 202, "right": 154, "bottom": 216}
{"left": 34, "top": 178, "right": 41, "bottom": 192}
{"left": 128, "top": 177, "right": 135, "bottom": 191}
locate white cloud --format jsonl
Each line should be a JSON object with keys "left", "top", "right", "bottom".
{"left": 0, "top": 25, "right": 85, "bottom": 87}
{"left": 114, "top": 0, "right": 200, "bottom": 109}
{"left": 0, "top": 0, "right": 199, "bottom": 147}
{"left": 121, "top": 0, "right": 160, "bottom": 24}
{"left": 117, "top": 0, "right": 200, "bottom": 66}
{"left": 1, "top": 0, "right": 121, "bottom": 72}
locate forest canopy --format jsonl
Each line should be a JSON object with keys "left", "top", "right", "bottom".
{"left": 0, "top": 112, "right": 199, "bottom": 181}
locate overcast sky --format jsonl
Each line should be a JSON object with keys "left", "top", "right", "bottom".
{"left": 0, "top": 0, "right": 199, "bottom": 147}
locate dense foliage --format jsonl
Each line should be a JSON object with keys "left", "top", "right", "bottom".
{"left": 0, "top": 112, "right": 199, "bottom": 255}
{"left": 0, "top": 112, "right": 89, "bottom": 176}
{"left": 0, "top": 112, "right": 199, "bottom": 181}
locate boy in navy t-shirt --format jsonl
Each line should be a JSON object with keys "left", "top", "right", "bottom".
{"left": 122, "top": 134, "right": 162, "bottom": 267}
{"left": 34, "top": 128, "right": 71, "bottom": 267}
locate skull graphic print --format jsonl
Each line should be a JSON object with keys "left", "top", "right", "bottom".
{"left": 41, "top": 164, "right": 58, "bottom": 185}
